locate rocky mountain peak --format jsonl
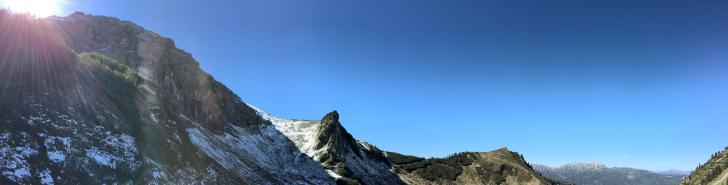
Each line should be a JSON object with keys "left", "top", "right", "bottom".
{"left": 315, "top": 110, "right": 353, "bottom": 149}
{"left": 322, "top": 110, "right": 339, "bottom": 123}
{"left": 497, "top": 147, "right": 510, "bottom": 153}
{"left": 561, "top": 162, "right": 608, "bottom": 170}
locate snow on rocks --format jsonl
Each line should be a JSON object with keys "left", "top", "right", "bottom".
{"left": 245, "top": 103, "right": 325, "bottom": 159}
{"left": 86, "top": 147, "right": 116, "bottom": 168}
{"left": 249, "top": 104, "right": 400, "bottom": 184}
{"left": 40, "top": 169, "right": 54, "bottom": 185}
{"left": 268, "top": 118, "right": 324, "bottom": 160}
{"left": 44, "top": 136, "right": 71, "bottom": 163}
{"left": 85, "top": 134, "right": 140, "bottom": 170}
{"left": 184, "top": 113, "right": 334, "bottom": 185}
{"left": 0, "top": 133, "right": 39, "bottom": 183}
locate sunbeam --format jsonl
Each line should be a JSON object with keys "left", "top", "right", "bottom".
{"left": 0, "top": 0, "right": 66, "bottom": 17}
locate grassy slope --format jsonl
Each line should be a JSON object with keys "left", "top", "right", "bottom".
{"left": 683, "top": 147, "right": 728, "bottom": 185}
{"left": 708, "top": 169, "right": 728, "bottom": 185}
{"left": 387, "top": 148, "right": 569, "bottom": 185}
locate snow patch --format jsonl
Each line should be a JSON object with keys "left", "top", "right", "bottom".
{"left": 85, "top": 134, "right": 140, "bottom": 169}
{"left": 40, "top": 169, "right": 54, "bottom": 185}
{"left": 268, "top": 117, "right": 324, "bottom": 160}
{"left": 0, "top": 145, "right": 38, "bottom": 182}
{"left": 152, "top": 171, "right": 164, "bottom": 179}
{"left": 4, "top": 167, "right": 31, "bottom": 182}
{"left": 1, "top": 130, "right": 38, "bottom": 183}
{"left": 186, "top": 120, "right": 333, "bottom": 184}
{"left": 245, "top": 103, "right": 273, "bottom": 121}
{"left": 150, "top": 112, "right": 159, "bottom": 123}
{"left": 86, "top": 148, "right": 115, "bottom": 168}
{"left": 47, "top": 151, "right": 65, "bottom": 163}
{"left": 44, "top": 136, "right": 71, "bottom": 163}
{"left": 326, "top": 170, "right": 343, "bottom": 179}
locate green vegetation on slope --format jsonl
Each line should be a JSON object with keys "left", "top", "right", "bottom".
{"left": 387, "top": 149, "right": 571, "bottom": 185}
{"left": 78, "top": 52, "right": 141, "bottom": 86}
{"left": 77, "top": 52, "right": 142, "bottom": 126}
{"left": 682, "top": 146, "right": 728, "bottom": 185}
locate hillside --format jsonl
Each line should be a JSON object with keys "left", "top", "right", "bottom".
{"left": 0, "top": 11, "right": 561, "bottom": 185}
{"left": 533, "top": 163, "right": 684, "bottom": 185}
{"left": 385, "top": 148, "right": 570, "bottom": 185}
{"left": 682, "top": 147, "right": 728, "bottom": 185}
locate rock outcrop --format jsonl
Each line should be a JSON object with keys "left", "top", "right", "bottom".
{"left": 264, "top": 110, "right": 404, "bottom": 185}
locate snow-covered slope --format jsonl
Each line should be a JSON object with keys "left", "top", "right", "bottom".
{"left": 250, "top": 105, "right": 404, "bottom": 185}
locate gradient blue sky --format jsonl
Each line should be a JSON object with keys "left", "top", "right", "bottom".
{"left": 36, "top": 0, "right": 728, "bottom": 171}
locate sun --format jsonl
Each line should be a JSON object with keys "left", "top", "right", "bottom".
{"left": 0, "top": 0, "right": 66, "bottom": 17}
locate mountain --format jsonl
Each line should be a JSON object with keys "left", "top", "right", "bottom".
{"left": 1, "top": 11, "right": 332, "bottom": 185}
{"left": 656, "top": 170, "right": 691, "bottom": 176}
{"left": 533, "top": 162, "right": 684, "bottom": 185}
{"left": 681, "top": 147, "right": 728, "bottom": 185}
{"left": 386, "top": 148, "right": 571, "bottom": 185}
{"left": 0, "top": 11, "right": 559, "bottom": 185}
{"left": 258, "top": 109, "right": 404, "bottom": 185}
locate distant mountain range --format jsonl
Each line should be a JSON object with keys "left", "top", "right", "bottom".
{"left": 656, "top": 170, "right": 691, "bottom": 176}
{"left": 533, "top": 162, "right": 685, "bottom": 185}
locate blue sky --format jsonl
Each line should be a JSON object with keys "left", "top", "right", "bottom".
{"left": 42, "top": 0, "right": 728, "bottom": 171}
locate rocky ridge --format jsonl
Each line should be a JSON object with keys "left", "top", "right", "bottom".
{"left": 0, "top": 11, "right": 561, "bottom": 185}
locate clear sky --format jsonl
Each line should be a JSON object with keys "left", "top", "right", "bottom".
{"left": 20, "top": 0, "right": 728, "bottom": 171}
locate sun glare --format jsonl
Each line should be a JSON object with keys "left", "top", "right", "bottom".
{"left": 1, "top": 0, "right": 66, "bottom": 17}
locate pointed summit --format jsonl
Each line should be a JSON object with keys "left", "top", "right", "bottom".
{"left": 322, "top": 110, "right": 339, "bottom": 123}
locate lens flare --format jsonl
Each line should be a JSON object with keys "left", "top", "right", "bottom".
{"left": 0, "top": 0, "right": 66, "bottom": 17}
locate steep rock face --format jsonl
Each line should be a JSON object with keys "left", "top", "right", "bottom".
{"left": 52, "top": 12, "right": 338, "bottom": 185}
{"left": 258, "top": 108, "right": 404, "bottom": 185}
{"left": 682, "top": 147, "right": 728, "bottom": 185}
{"left": 1, "top": 12, "right": 334, "bottom": 184}
{"left": 386, "top": 148, "right": 568, "bottom": 185}
{"left": 534, "top": 163, "right": 684, "bottom": 185}
{"left": 1, "top": 12, "right": 143, "bottom": 185}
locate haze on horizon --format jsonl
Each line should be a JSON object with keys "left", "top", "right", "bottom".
{"left": 13, "top": 0, "right": 728, "bottom": 171}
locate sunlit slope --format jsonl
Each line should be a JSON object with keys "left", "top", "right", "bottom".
{"left": 682, "top": 147, "right": 728, "bottom": 185}
{"left": 385, "top": 148, "right": 571, "bottom": 185}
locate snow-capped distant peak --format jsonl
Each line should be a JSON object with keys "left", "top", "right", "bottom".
{"left": 561, "top": 162, "right": 608, "bottom": 170}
